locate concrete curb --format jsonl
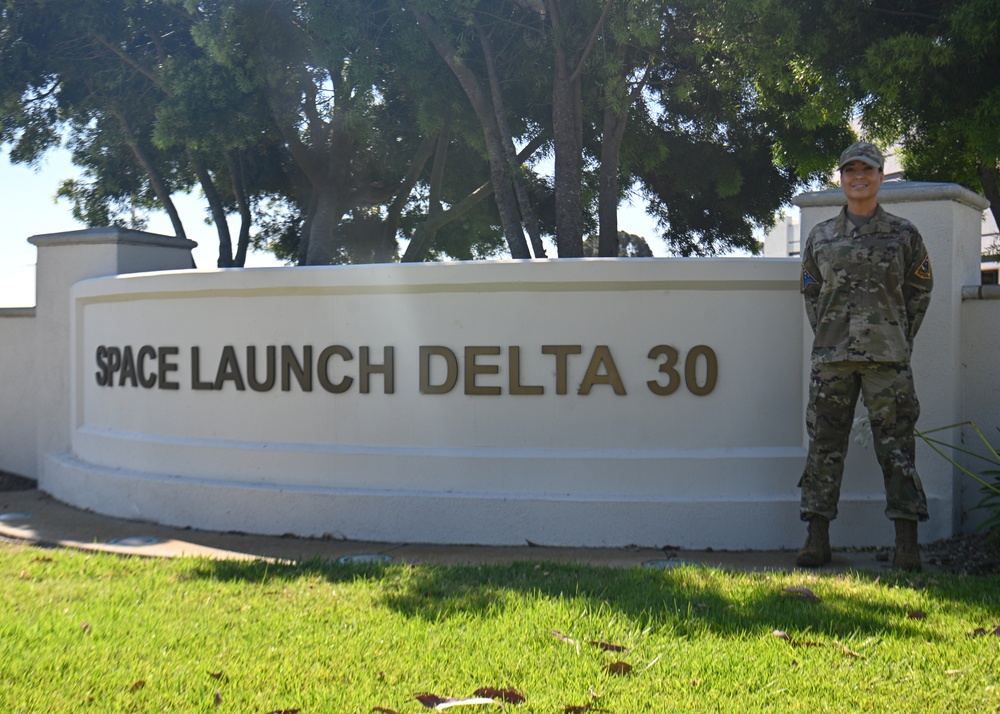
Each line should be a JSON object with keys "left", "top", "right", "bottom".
{"left": 0, "top": 489, "right": 905, "bottom": 573}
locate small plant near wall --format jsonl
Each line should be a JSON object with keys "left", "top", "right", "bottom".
{"left": 917, "top": 421, "right": 1000, "bottom": 537}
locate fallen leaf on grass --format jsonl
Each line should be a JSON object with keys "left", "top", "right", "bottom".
{"left": 604, "top": 661, "right": 633, "bottom": 676}
{"left": 373, "top": 708, "right": 402, "bottom": 714}
{"left": 416, "top": 694, "right": 452, "bottom": 708}
{"left": 81, "top": 621, "right": 91, "bottom": 635}
{"left": 130, "top": 681, "right": 146, "bottom": 693}
{"left": 563, "top": 706, "right": 612, "bottom": 713}
{"left": 908, "top": 611, "right": 927, "bottom": 620}
{"left": 265, "top": 709, "right": 300, "bottom": 714}
{"left": 552, "top": 630, "right": 576, "bottom": 644}
{"left": 473, "top": 687, "right": 525, "bottom": 704}
{"left": 968, "top": 626, "right": 1000, "bottom": 637}
{"left": 416, "top": 693, "right": 501, "bottom": 710}
{"left": 213, "top": 690, "right": 222, "bottom": 707}
{"left": 783, "top": 587, "right": 820, "bottom": 602}
{"left": 208, "top": 671, "right": 225, "bottom": 680}
{"left": 945, "top": 670, "right": 963, "bottom": 676}
{"left": 588, "top": 640, "right": 628, "bottom": 652}
{"left": 436, "top": 699, "right": 501, "bottom": 710}
{"left": 772, "top": 630, "right": 823, "bottom": 648}
{"left": 834, "top": 642, "right": 863, "bottom": 659}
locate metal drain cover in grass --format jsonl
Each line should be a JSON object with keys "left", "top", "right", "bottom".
{"left": 0, "top": 512, "right": 33, "bottom": 522}
{"left": 337, "top": 554, "right": 393, "bottom": 564}
{"left": 641, "top": 559, "right": 698, "bottom": 569}
{"left": 107, "top": 536, "right": 161, "bottom": 547}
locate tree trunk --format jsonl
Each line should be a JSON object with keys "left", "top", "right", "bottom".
{"left": 402, "top": 123, "right": 452, "bottom": 262}
{"left": 382, "top": 127, "right": 438, "bottom": 262}
{"left": 597, "top": 106, "right": 629, "bottom": 257}
{"left": 413, "top": 10, "right": 531, "bottom": 259}
{"left": 547, "top": 0, "right": 612, "bottom": 258}
{"left": 551, "top": 65, "right": 584, "bottom": 257}
{"left": 977, "top": 161, "right": 1000, "bottom": 239}
{"left": 113, "top": 109, "right": 186, "bottom": 240}
{"left": 193, "top": 158, "right": 234, "bottom": 267}
{"left": 476, "top": 18, "right": 546, "bottom": 259}
{"left": 227, "top": 151, "right": 253, "bottom": 267}
{"left": 305, "top": 190, "right": 347, "bottom": 265}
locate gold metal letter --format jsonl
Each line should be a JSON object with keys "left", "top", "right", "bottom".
{"left": 541, "top": 345, "right": 582, "bottom": 395}
{"left": 420, "top": 346, "right": 458, "bottom": 394}
{"left": 465, "top": 346, "right": 502, "bottom": 395}
{"left": 578, "top": 345, "right": 626, "bottom": 395}
{"left": 509, "top": 346, "right": 543, "bottom": 395}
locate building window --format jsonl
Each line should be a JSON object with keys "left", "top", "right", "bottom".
{"left": 983, "top": 269, "right": 999, "bottom": 286}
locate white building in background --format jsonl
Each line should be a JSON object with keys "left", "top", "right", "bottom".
{"left": 764, "top": 149, "right": 999, "bottom": 284}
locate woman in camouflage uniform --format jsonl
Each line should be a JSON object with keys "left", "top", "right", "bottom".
{"left": 798, "top": 142, "right": 933, "bottom": 571}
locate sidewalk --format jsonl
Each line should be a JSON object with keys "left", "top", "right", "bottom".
{"left": 0, "top": 488, "right": 902, "bottom": 573}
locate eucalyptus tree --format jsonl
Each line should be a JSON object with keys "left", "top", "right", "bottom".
{"left": 406, "top": 0, "right": 550, "bottom": 259}
{"left": 858, "top": 0, "right": 1000, "bottom": 228}
{"left": 184, "top": 0, "right": 443, "bottom": 264}
{"left": 0, "top": 0, "right": 289, "bottom": 264}
{"left": 406, "top": 0, "right": 664, "bottom": 258}
{"left": 622, "top": 0, "right": 838, "bottom": 256}
{"left": 152, "top": 46, "right": 300, "bottom": 267}
{"left": 402, "top": 0, "right": 814, "bottom": 259}
{"left": 1, "top": 0, "right": 195, "bottom": 239}
{"left": 708, "top": 0, "right": 1000, "bottom": 228}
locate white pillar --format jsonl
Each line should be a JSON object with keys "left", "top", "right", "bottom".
{"left": 29, "top": 228, "right": 196, "bottom": 488}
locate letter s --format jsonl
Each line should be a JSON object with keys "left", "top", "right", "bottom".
{"left": 95, "top": 345, "right": 109, "bottom": 386}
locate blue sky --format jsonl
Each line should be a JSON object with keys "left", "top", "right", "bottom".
{"left": 0, "top": 149, "right": 661, "bottom": 308}
{"left": 0, "top": 149, "right": 285, "bottom": 307}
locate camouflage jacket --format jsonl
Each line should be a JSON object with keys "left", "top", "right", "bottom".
{"left": 801, "top": 205, "right": 933, "bottom": 363}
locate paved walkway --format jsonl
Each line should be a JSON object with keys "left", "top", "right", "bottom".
{"left": 0, "top": 488, "right": 903, "bottom": 572}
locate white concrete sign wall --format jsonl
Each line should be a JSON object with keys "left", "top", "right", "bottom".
{"left": 53, "top": 259, "right": 815, "bottom": 547}
{"left": 6, "top": 182, "right": 988, "bottom": 549}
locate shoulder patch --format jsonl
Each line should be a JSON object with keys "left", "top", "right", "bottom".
{"left": 915, "top": 256, "right": 932, "bottom": 280}
{"left": 802, "top": 268, "right": 819, "bottom": 291}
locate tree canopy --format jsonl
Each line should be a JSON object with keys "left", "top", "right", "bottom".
{"left": 3, "top": 0, "right": 994, "bottom": 266}
{"left": 712, "top": 0, "right": 1000, "bottom": 228}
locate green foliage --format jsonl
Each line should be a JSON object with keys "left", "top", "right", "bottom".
{"left": 713, "top": 0, "right": 1000, "bottom": 228}
{"left": 22, "top": 0, "right": 996, "bottom": 265}
{"left": 917, "top": 421, "right": 1000, "bottom": 537}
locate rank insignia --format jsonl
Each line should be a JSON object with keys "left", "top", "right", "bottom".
{"left": 801, "top": 268, "right": 819, "bottom": 291}
{"left": 915, "top": 256, "right": 932, "bottom": 280}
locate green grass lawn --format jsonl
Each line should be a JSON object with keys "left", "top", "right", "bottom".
{"left": 2, "top": 542, "right": 999, "bottom": 712}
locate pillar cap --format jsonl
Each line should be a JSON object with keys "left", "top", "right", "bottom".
{"left": 793, "top": 181, "right": 990, "bottom": 211}
{"left": 29, "top": 226, "right": 198, "bottom": 251}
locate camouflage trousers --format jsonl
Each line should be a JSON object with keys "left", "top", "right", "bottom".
{"left": 799, "top": 361, "right": 928, "bottom": 522}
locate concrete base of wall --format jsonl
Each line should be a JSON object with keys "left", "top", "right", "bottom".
{"left": 43, "top": 451, "right": 950, "bottom": 548}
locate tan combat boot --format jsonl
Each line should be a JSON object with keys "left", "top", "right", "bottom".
{"left": 893, "top": 519, "right": 922, "bottom": 572}
{"left": 796, "top": 516, "right": 832, "bottom": 567}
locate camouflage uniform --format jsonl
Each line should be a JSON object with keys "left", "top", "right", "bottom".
{"left": 800, "top": 205, "right": 933, "bottom": 522}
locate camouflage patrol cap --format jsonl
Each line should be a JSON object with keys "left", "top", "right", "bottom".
{"left": 838, "top": 142, "right": 884, "bottom": 170}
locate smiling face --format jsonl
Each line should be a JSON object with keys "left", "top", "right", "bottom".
{"left": 839, "top": 160, "right": 884, "bottom": 214}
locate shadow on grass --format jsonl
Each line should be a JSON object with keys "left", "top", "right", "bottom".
{"left": 189, "top": 557, "right": 991, "bottom": 642}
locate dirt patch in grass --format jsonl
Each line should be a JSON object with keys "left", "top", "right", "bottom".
{"left": 924, "top": 530, "right": 1000, "bottom": 576}
{"left": 0, "top": 472, "right": 36, "bottom": 491}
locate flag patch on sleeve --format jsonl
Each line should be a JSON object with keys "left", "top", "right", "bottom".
{"left": 801, "top": 268, "right": 819, "bottom": 291}
{"left": 915, "top": 256, "right": 932, "bottom": 280}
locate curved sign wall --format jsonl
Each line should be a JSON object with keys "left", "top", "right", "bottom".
{"left": 63, "top": 258, "right": 808, "bottom": 547}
